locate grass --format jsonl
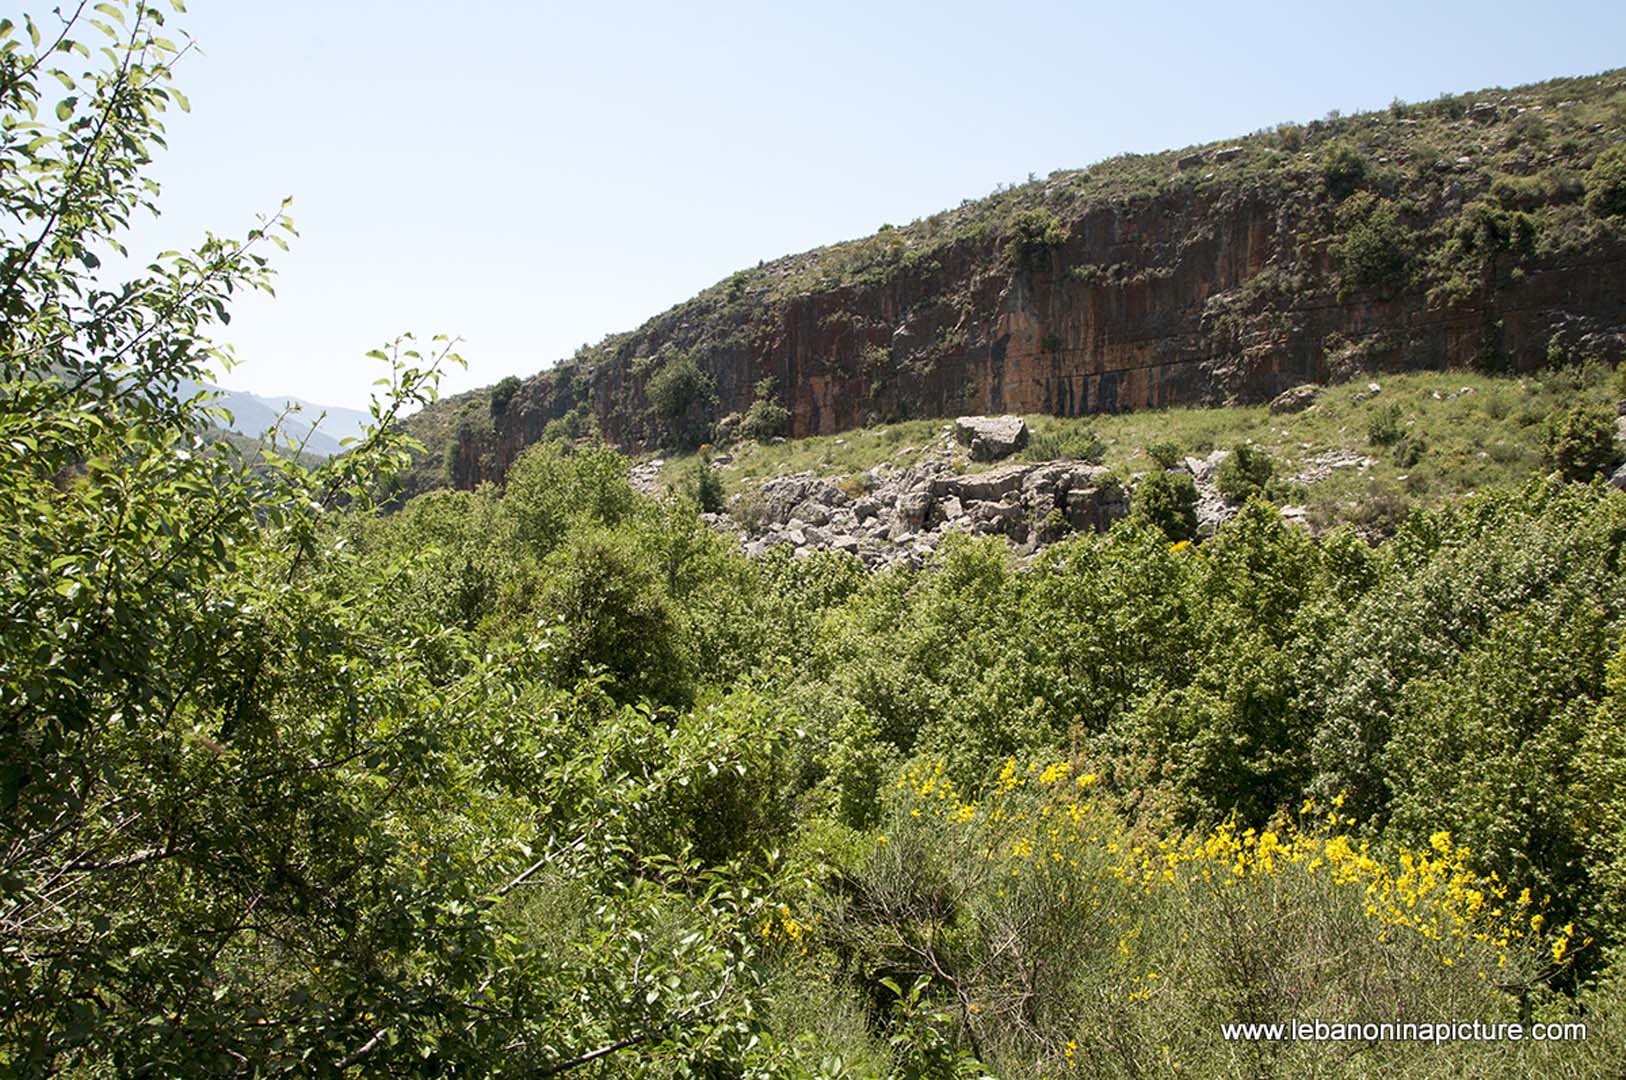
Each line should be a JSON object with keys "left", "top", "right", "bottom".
{"left": 656, "top": 363, "right": 1622, "bottom": 528}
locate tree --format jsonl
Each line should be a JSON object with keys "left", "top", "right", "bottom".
{"left": 1133, "top": 469, "right": 1199, "bottom": 542}
{"left": 1544, "top": 400, "right": 1618, "bottom": 482}
{"left": 1331, "top": 192, "right": 1412, "bottom": 297}
{"left": 1215, "top": 443, "right": 1275, "bottom": 502}
{"left": 740, "top": 376, "right": 791, "bottom": 440}
{"left": 644, "top": 349, "right": 716, "bottom": 447}
{"left": 489, "top": 373, "right": 522, "bottom": 416}
{"left": 0, "top": 6, "right": 775, "bottom": 1072}
{"left": 1004, "top": 207, "right": 1066, "bottom": 269}
{"left": 1585, "top": 145, "right": 1626, "bottom": 220}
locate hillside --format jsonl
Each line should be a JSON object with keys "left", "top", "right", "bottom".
{"left": 15, "top": 13, "right": 1626, "bottom": 1074}
{"left": 403, "top": 67, "right": 1626, "bottom": 497}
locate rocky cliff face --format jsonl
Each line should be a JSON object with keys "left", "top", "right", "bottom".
{"left": 413, "top": 70, "right": 1626, "bottom": 496}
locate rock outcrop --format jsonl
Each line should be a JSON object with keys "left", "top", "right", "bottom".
{"left": 954, "top": 415, "right": 1029, "bottom": 461}
{"left": 721, "top": 449, "right": 1127, "bottom": 568}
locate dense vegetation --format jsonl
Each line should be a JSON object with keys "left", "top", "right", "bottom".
{"left": 5, "top": 5, "right": 1626, "bottom": 1077}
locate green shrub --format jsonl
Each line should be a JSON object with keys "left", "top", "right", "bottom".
{"left": 1004, "top": 207, "right": 1066, "bottom": 268}
{"left": 727, "top": 487, "right": 770, "bottom": 531}
{"left": 1391, "top": 434, "right": 1427, "bottom": 469}
{"left": 537, "top": 525, "right": 690, "bottom": 704}
{"left": 1023, "top": 426, "right": 1105, "bottom": 463}
{"left": 542, "top": 401, "right": 596, "bottom": 444}
{"left": 740, "top": 376, "right": 791, "bottom": 440}
{"left": 1331, "top": 192, "right": 1412, "bottom": 296}
{"left": 1544, "top": 401, "right": 1619, "bottom": 481}
{"left": 644, "top": 350, "right": 718, "bottom": 448}
{"left": 1318, "top": 140, "right": 1368, "bottom": 200}
{"left": 678, "top": 455, "right": 726, "bottom": 513}
{"left": 645, "top": 350, "right": 716, "bottom": 420}
{"left": 1133, "top": 469, "right": 1199, "bottom": 542}
{"left": 1367, "top": 401, "right": 1404, "bottom": 446}
{"left": 1147, "top": 440, "right": 1184, "bottom": 469}
{"left": 1215, "top": 443, "right": 1275, "bottom": 501}
{"left": 1585, "top": 146, "right": 1626, "bottom": 219}
{"left": 489, "top": 374, "right": 522, "bottom": 417}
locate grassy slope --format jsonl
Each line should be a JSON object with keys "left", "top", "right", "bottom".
{"left": 658, "top": 362, "right": 1620, "bottom": 529}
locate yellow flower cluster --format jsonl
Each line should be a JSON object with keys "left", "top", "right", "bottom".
{"left": 757, "top": 903, "right": 808, "bottom": 954}
{"left": 895, "top": 761, "right": 1578, "bottom": 979}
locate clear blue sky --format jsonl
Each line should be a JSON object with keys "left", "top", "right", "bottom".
{"left": 105, "top": 0, "right": 1626, "bottom": 409}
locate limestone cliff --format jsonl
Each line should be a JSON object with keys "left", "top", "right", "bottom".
{"left": 408, "top": 68, "right": 1626, "bottom": 495}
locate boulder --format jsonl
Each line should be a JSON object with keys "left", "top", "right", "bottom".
{"left": 896, "top": 489, "right": 932, "bottom": 529}
{"left": 937, "top": 463, "right": 1032, "bottom": 503}
{"left": 1269, "top": 384, "right": 1321, "bottom": 414}
{"left": 954, "top": 415, "right": 1029, "bottom": 462}
{"left": 791, "top": 500, "right": 831, "bottom": 526}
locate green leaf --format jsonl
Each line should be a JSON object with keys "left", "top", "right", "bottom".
{"left": 171, "top": 89, "right": 190, "bottom": 113}
{"left": 55, "top": 98, "right": 76, "bottom": 122}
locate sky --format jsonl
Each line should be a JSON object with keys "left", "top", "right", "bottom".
{"left": 91, "top": 0, "right": 1626, "bottom": 409}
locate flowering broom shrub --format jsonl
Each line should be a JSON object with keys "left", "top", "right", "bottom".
{"left": 809, "top": 759, "right": 1617, "bottom": 1080}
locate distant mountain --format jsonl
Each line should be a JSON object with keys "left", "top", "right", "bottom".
{"left": 185, "top": 381, "right": 373, "bottom": 457}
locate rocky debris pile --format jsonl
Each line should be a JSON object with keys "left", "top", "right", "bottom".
{"left": 1289, "top": 449, "right": 1375, "bottom": 486}
{"left": 1180, "top": 450, "right": 1236, "bottom": 535}
{"left": 629, "top": 458, "right": 665, "bottom": 496}
{"left": 954, "top": 415, "right": 1029, "bottom": 462}
{"left": 717, "top": 453, "right": 1126, "bottom": 568}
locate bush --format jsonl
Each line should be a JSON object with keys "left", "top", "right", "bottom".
{"left": 1585, "top": 146, "right": 1626, "bottom": 220}
{"left": 1391, "top": 434, "right": 1427, "bottom": 469}
{"left": 1544, "top": 401, "right": 1619, "bottom": 481}
{"left": 1215, "top": 443, "right": 1275, "bottom": 501}
{"left": 1318, "top": 140, "right": 1368, "bottom": 200}
{"left": 1023, "top": 426, "right": 1105, "bottom": 463}
{"left": 678, "top": 455, "right": 726, "bottom": 513}
{"left": 489, "top": 374, "right": 522, "bottom": 417}
{"left": 740, "top": 377, "right": 791, "bottom": 440}
{"left": 1004, "top": 207, "right": 1066, "bottom": 269}
{"left": 645, "top": 351, "right": 716, "bottom": 421}
{"left": 1367, "top": 401, "right": 1404, "bottom": 446}
{"left": 1133, "top": 469, "right": 1199, "bottom": 542}
{"left": 1147, "top": 440, "right": 1184, "bottom": 469}
{"left": 542, "top": 401, "right": 597, "bottom": 444}
{"left": 537, "top": 526, "right": 690, "bottom": 704}
{"left": 727, "top": 487, "right": 770, "bottom": 531}
{"left": 1331, "top": 192, "right": 1412, "bottom": 296}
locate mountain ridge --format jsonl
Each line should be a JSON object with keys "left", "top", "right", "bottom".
{"left": 187, "top": 380, "right": 372, "bottom": 457}
{"left": 402, "top": 67, "right": 1626, "bottom": 497}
